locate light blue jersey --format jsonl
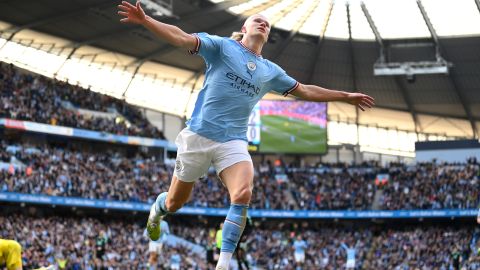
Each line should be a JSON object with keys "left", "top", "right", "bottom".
{"left": 293, "top": 239, "right": 307, "bottom": 254}
{"left": 170, "top": 253, "right": 181, "bottom": 264}
{"left": 341, "top": 243, "right": 356, "bottom": 261}
{"left": 189, "top": 33, "right": 298, "bottom": 143}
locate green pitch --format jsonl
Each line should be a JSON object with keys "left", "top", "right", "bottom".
{"left": 259, "top": 115, "right": 327, "bottom": 154}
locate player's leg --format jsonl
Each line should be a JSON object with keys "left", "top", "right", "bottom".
{"left": 346, "top": 259, "right": 355, "bottom": 270}
{"left": 152, "top": 176, "right": 195, "bottom": 217}
{"left": 236, "top": 247, "right": 248, "bottom": 270}
{"left": 148, "top": 247, "right": 158, "bottom": 270}
{"left": 221, "top": 161, "right": 253, "bottom": 201}
{"left": 215, "top": 159, "right": 254, "bottom": 270}
{"left": 294, "top": 253, "right": 300, "bottom": 268}
{"left": 158, "top": 242, "right": 164, "bottom": 254}
{"left": 299, "top": 253, "right": 305, "bottom": 268}
{"left": 165, "top": 176, "right": 196, "bottom": 212}
{"left": 236, "top": 249, "right": 242, "bottom": 270}
{"left": 147, "top": 176, "right": 195, "bottom": 240}
{"left": 147, "top": 128, "right": 211, "bottom": 240}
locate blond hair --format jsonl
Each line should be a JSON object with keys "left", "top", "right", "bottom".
{"left": 230, "top": 31, "right": 245, "bottom": 41}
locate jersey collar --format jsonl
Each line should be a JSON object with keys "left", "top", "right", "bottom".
{"left": 237, "top": 41, "right": 262, "bottom": 58}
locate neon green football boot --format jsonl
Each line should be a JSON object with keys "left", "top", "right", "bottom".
{"left": 146, "top": 204, "right": 162, "bottom": 241}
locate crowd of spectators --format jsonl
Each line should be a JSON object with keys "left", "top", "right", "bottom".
{"left": 378, "top": 161, "right": 479, "bottom": 210}
{"left": 1, "top": 140, "right": 479, "bottom": 211}
{"left": 291, "top": 161, "right": 479, "bottom": 210}
{"left": 0, "top": 214, "right": 206, "bottom": 269}
{"left": 0, "top": 62, "right": 164, "bottom": 139}
{"left": 1, "top": 140, "right": 295, "bottom": 209}
{"left": 365, "top": 226, "right": 479, "bottom": 269}
{"left": 2, "top": 213, "right": 479, "bottom": 269}
{"left": 259, "top": 159, "right": 479, "bottom": 211}
{"left": 287, "top": 166, "right": 376, "bottom": 210}
{"left": 0, "top": 141, "right": 171, "bottom": 204}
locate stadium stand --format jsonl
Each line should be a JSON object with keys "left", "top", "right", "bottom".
{"left": 1, "top": 212, "right": 479, "bottom": 269}
{"left": 1, "top": 140, "right": 478, "bottom": 211}
{"left": 0, "top": 62, "right": 165, "bottom": 139}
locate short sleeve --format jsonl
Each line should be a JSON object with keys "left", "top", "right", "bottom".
{"left": 268, "top": 63, "right": 299, "bottom": 96}
{"left": 189, "top": 32, "right": 223, "bottom": 62}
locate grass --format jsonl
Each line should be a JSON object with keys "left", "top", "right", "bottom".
{"left": 259, "top": 115, "right": 327, "bottom": 154}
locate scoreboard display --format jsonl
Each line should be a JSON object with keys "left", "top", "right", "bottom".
{"left": 247, "top": 100, "right": 327, "bottom": 154}
{"left": 247, "top": 103, "right": 261, "bottom": 151}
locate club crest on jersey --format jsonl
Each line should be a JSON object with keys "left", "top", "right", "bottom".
{"left": 175, "top": 160, "right": 184, "bottom": 173}
{"left": 247, "top": 61, "right": 256, "bottom": 71}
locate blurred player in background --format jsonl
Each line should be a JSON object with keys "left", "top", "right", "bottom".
{"left": 146, "top": 220, "right": 170, "bottom": 270}
{"left": 206, "top": 227, "right": 218, "bottom": 268}
{"left": 236, "top": 216, "right": 252, "bottom": 270}
{"left": 0, "top": 239, "right": 53, "bottom": 270}
{"left": 169, "top": 247, "right": 181, "bottom": 270}
{"left": 293, "top": 235, "right": 307, "bottom": 270}
{"left": 0, "top": 239, "right": 22, "bottom": 270}
{"left": 215, "top": 222, "right": 223, "bottom": 263}
{"left": 118, "top": 1, "right": 374, "bottom": 269}
{"left": 340, "top": 240, "right": 358, "bottom": 270}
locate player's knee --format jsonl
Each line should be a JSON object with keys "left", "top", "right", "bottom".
{"left": 165, "top": 197, "right": 184, "bottom": 212}
{"left": 231, "top": 187, "right": 252, "bottom": 204}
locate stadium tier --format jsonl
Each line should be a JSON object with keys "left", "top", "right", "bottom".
{"left": 2, "top": 0, "right": 480, "bottom": 269}
{"left": 0, "top": 63, "right": 165, "bottom": 139}
{"left": 0, "top": 140, "right": 478, "bottom": 212}
{"left": 1, "top": 212, "right": 479, "bottom": 270}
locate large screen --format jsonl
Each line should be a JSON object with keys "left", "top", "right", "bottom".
{"left": 247, "top": 100, "right": 327, "bottom": 154}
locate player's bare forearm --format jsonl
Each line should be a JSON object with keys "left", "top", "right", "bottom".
{"left": 293, "top": 83, "right": 375, "bottom": 111}
{"left": 293, "top": 84, "right": 349, "bottom": 102}
{"left": 118, "top": 1, "right": 196, "bottom": 50}
{"left": 142, "top": 16, "right": 196, "bottom": 49}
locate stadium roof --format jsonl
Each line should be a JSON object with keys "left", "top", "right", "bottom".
{"left": 0, "top": 0, "right": 479, "bottom": 138}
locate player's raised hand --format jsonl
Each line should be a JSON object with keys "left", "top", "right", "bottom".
{"left": 118, "top": 1, "right": 146, "bottom": 24}
{"left": 346, "top": 92, "right": 375, "bottom": 111}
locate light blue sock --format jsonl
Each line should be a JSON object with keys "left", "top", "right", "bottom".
{"left": 221, "top": 204, "right": 248, "bottom": 253}
{"left": 154, "top": 192, "right": 170, "bottom": 216}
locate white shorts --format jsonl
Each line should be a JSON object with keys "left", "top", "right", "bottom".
{"left": 294, "top": 252, "right": 305, "bottom": 263}
{"left": 171, "top": 263, "right": 180, "bottom": 270}
{"left": 173, "top": 128, "right": 252, "bottom": 182}
{"left": 346, "top": 259, "right": 355, "bottom": 268}
{"left": 148, "top": 241, "right": 164, "bottom": 253}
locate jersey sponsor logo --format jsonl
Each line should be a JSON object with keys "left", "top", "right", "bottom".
{"left": 226, "top": 72, "right": 260, "bottom": 97}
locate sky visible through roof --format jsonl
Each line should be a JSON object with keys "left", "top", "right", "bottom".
{"left": 212, "top": 0, "right": 480, "bottom": 39}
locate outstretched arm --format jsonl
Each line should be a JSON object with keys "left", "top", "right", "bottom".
{"left": 117, "top": 1, "right": 197, "bottom": 50}
{"left": 292, "top": 84, "right": 375, "bottom": 111}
